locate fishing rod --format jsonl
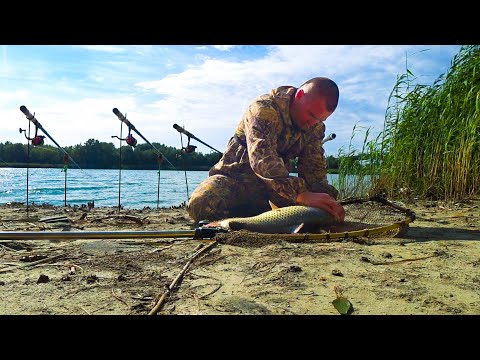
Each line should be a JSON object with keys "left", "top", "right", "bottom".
{"left": 19, "top": 106, "right": 82, "bottom": 170}
{"left": 112, "top": 108, "right": 177, "bottom": 170}
{"left": 112, "top": 108, "right": 178, "bottom": 211}
{"left": 19, "top": 105, "right": 83, "bottom": 210}
{"left": 321, "top": 133, "right": 336, "bottom": 145}
{"left": 0, "top": 227, "right": 226, "bottom": 241}
{"left": 173, "top": 124, "right": 222, "bottom": 154}
{"left": 174, "top": 124, "right": 334, "bottom": 151}
{"left": 173, "top": 123, "right": 223, "bottom": 203}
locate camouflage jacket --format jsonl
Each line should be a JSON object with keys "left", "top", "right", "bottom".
{"left": 210, "top": 85, "right": 337, "bottom": 205}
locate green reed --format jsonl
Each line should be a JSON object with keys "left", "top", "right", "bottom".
{"left": 337, "top": 45, "right": 480, "bottom": 201}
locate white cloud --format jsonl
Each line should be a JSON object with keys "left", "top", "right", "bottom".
{"left": 212, "top": 45, "right": 238, "bottom": 51}
{"left": 0, "top": 45, "right": 461, "bottom": 156}
{"left": 75, "top": 45, "right": 127, "bottom": 53}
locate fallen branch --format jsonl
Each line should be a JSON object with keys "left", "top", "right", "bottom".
{"left": 149, "top": 241, "right": 218, "bottom": 315}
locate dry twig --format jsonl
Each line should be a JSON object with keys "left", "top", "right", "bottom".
{"left": 367, "top": 254, "right": 439, "bottom": 265}
{"left": 0, "top": 243, "right": 20, "bottom": 252}
{"left": 79, "top": 306, "right": 91, "bottom": 315}
{"left": 148, "top": 243, "right": 175, "bottom": 254}
{"left": 149, "top": 241, "right": 218, "bottom": 315}
{"left": 198, "top": 283, "right": 223, "bottom": 300}
{"left": 111, "top": 288, "right": 130, "bottom": 307}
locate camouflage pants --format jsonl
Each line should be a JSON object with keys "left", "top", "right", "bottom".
{"left": 186, "top": 174, "right": 275, "bottom": 223}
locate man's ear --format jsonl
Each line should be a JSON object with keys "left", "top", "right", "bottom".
{"left": 295, "top": 89, "right": 305, "bottom": 100}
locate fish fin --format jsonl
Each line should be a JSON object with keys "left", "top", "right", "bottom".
{"left": 203, "top": 220, "right": 231, "bottom": 231}
{"left": 269, "top": 200, "right": 279, "bottom": 210}
{"left": 219, "top": 219, "right": 231, "bottom": 229}
{"left": 202, "top": 221, "right": 220, "bottom": 228}
{"left": 292, "top": 223, "right": 305, "bottom": 234}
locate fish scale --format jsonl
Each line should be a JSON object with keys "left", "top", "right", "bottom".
{"left": 219, "top": 205, "right": 334, "bottom": 234}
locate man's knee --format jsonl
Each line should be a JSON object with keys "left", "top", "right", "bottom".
{"left": 186, "top": 182, "right": 230, "bottom": 222}
{"left": 186, "top": 193, "right": 213, "bottom": 223}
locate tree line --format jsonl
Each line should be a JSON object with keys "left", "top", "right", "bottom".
{"left": 0, "top": 139, "right": 340, "bottom": 172}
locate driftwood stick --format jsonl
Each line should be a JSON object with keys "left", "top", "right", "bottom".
{"left": 149, "top": 241, "right": 218, "bottom": 315}
{"left": 0, "top": 253, "right": 64, "bottom": 273}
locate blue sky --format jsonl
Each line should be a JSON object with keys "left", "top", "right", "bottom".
{"left": 0, "top": 45, "right": 462, "bottom": 158}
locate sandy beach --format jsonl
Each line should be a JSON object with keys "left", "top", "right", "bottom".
{"left": 0, "top": 198, "right": 479, "bottom": 315}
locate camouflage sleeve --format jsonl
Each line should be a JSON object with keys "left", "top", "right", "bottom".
{"left": 297, "top": 123, "right": 339, "bottom": 199}
{"left": 245, "top": 101, "right": 309, "bottom": 204}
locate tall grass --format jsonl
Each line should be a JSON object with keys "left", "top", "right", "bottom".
{"left": 337, "top": 45, "right": 480, "bottom": 201}
{"left": 335, "top": 123, "right": 374, "bottom": 198}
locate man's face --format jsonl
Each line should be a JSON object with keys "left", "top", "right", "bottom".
{"left": 292, "top": 90, "right": 333, "bottom": 130}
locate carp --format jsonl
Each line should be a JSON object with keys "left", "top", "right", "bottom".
{"left": 208, "top": 202, "right": 335, "bottom": 234}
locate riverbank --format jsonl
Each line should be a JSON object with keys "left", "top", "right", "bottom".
{"left": 0, "top": 198, "right": 479, "bottom": 315}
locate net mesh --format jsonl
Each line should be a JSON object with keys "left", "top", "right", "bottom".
{"left": 323, "top": 198, "right": 411, "bottom": 237}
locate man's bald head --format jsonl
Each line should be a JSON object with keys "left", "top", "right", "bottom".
{"left": 299, "top": 77, "right": 339, "bottom": 112}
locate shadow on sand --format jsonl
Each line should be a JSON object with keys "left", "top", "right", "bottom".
{"left": 405, "top": 226, "right": 480, "bottom": 242}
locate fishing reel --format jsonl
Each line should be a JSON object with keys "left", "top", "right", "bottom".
{"left": 183, "top": 144, "right": 197, "bottom": 153}
{"left": 126, "top": 133, "right": 137, "bottom": 147}
{"left": 182, "top": 137, "right": 197, "bottom": 153}
{"left": 31, "top": 135, "right": 45, "bottom": 146}
{"left": 19, "top": 127, "right": 45, "bottom": 146}
{"left": 112, "top": 128, "right": 137, "bottom": 148}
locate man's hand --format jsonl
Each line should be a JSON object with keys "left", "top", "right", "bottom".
{"left": 296, "top": 191, "right": 345, "bottom": 222}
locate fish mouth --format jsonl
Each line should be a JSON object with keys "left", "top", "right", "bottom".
{"left": 219, "top": 219, "right": 231, "bottom": 229}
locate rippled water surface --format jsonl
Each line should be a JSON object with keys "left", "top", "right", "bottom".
{"left": 0, "top": 167, "right": 340, "bottom": 209}
{"left": 0, "top": 168, "right": 209, "bottom": 209}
